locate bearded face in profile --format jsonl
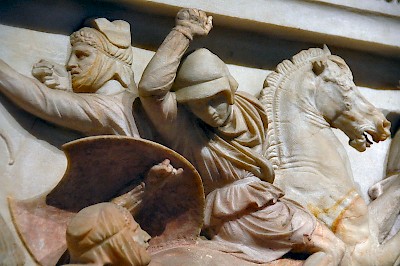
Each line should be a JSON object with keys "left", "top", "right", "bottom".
{"left": 67, "top": 41, "right": 132, "bottom": 93}
{"left": 67, "top": 20, "right": 136, "bottom": 94}
{"left": 67, "top": 43, "right": 103, "bottom": 93}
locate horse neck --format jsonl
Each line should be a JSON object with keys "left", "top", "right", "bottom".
{"left": 266, "top": 73, "right": 352, "bottom": 178}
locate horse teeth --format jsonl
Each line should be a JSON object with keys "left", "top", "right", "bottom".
{"left": 364, "top": 133, "right": 373, "bottom": 146}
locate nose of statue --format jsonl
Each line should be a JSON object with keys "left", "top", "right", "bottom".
{"left": 66, "top": 56, "right": 77, "bottom": 71}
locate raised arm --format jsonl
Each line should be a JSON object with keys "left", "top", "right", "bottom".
{"left": 0, "top": 59, "right": 71, "bottom": 121}
{"left": 0, "top": 59, "right": 133, "bottom": 136}
{"left": 138, "top": 9, "right": 212, "bottom": 129}
{"left": 111, "top": 159, "right": 183, "bottom": 216}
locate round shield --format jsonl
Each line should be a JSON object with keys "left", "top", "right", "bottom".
{"left": 10, "top": 136, "right": 205, "bottom": 265}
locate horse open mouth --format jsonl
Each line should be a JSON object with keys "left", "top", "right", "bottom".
{"left": 349, "top": 131, "right": 376, "bottom": 152}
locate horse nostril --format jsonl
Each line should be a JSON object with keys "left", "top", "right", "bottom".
{"left": 379, "top": 119, "right": 391, "bottom": 139}
{"left": 383, "top": 120, "right": 391, "bottom": 129}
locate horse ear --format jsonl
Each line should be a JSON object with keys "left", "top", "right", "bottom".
{"left": 312, "top": 60, "right": 325, "bottom": 76}
{"left": 323, "top": 44, "right": 331, "bottom": 55}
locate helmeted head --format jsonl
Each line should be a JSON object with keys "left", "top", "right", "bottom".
{"left": 66, "top": 202, "right": 151, "bottom": 266}
{"left": 172, "top": 48, "right": 238, "bottom": 127}
{"left": 67, "top": 18, "right": 136, "bottom": 93}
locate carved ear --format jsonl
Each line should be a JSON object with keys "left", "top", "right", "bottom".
{"left": 312, "top": 60, "right": 325, "bottom": 76}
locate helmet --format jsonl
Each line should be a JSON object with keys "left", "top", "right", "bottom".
{"left": 173, "top": 48, "right": 238, "bottom": 104}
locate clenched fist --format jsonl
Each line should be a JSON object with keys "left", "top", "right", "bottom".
{"left": 175, "top": 8, "right": 213, "bottom": 40}
{"left": 32, "top": 59, "right": 72, "bottom": 91}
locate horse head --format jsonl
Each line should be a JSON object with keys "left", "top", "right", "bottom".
{"left": 312, "top": 46, "right": 390, "bottom": 152}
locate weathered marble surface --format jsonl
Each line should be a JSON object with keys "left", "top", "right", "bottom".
{"left": 1, "top": 22, "right": 397, "bottom": 203}
{"left": 260, "top": 45, "right": 399, "bottom": 265}
{"left": 0, "top": 213, "right": 25, "bottom": 266}
{"left": 107, "top": 0, "right": 400, "bottom": 56}
{"left": 0, "top": 1, "right": 399, "bottom": 263}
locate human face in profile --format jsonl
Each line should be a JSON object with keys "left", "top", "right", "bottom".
{"left": 67, "top": 43, "right": 98, "bottom": 92}
{"left": 186, "top": 91, "right": 232, "bottom": 128}
{"left": 130, "top": 222, "right": 151, "bottom": 249}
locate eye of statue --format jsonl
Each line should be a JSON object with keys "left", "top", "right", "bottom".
{"left": 75, "top": 50, "right": 88, "bottom": 60}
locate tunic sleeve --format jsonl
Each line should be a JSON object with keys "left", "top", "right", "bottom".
{"left": 138, "top": 29, "right": 191, "bottom": 138}
{"left": 0, "top": 60, "right": 136, "bottom": 136}
{"left": 203, "top": 176, "right": 284, "bottom": 229}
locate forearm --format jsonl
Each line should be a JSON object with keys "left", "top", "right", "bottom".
{"left": 111, "top": 182, "right": 146, "bottom": 216}
{"left": 138, "top": 8, "right": 212, "bottom": 133}
{"left": 138, "top": 29, "right": 190, "bottom": 98}
{"left": 0, "top": 60, "right": 96, "bottom": 133}
{"left": 0, "top": 60, "right": 59, "bottom": 119}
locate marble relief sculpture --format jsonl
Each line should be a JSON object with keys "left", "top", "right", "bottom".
{"left": 259, "top": 46, "right": 399, "bottom": 265}
{"left": 0, "top": 213, "right": 25, "bottom": 265}
{"left": 10, "top": 136, "right": 206, "bottom": 265}
{"left": 137, "top": 8, "right": 345, "bottom": 266}
{"left": 0, "top": 5, "right": 398, "bottom": 266}
{"left": 368, "top": 125, "right": 400, "bottom": 243}
{"left": 0, "top": 19, "right": 142, "bottom": 263}
{"left": 0, "top": 18, "right": 139, "bottom": 137}
{"left": 64, "top": 202, "right": 151, "bottom": 266}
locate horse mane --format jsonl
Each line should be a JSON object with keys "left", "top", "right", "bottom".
{"left": 260, "top": 47, "right": 330, "bottom": 166}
